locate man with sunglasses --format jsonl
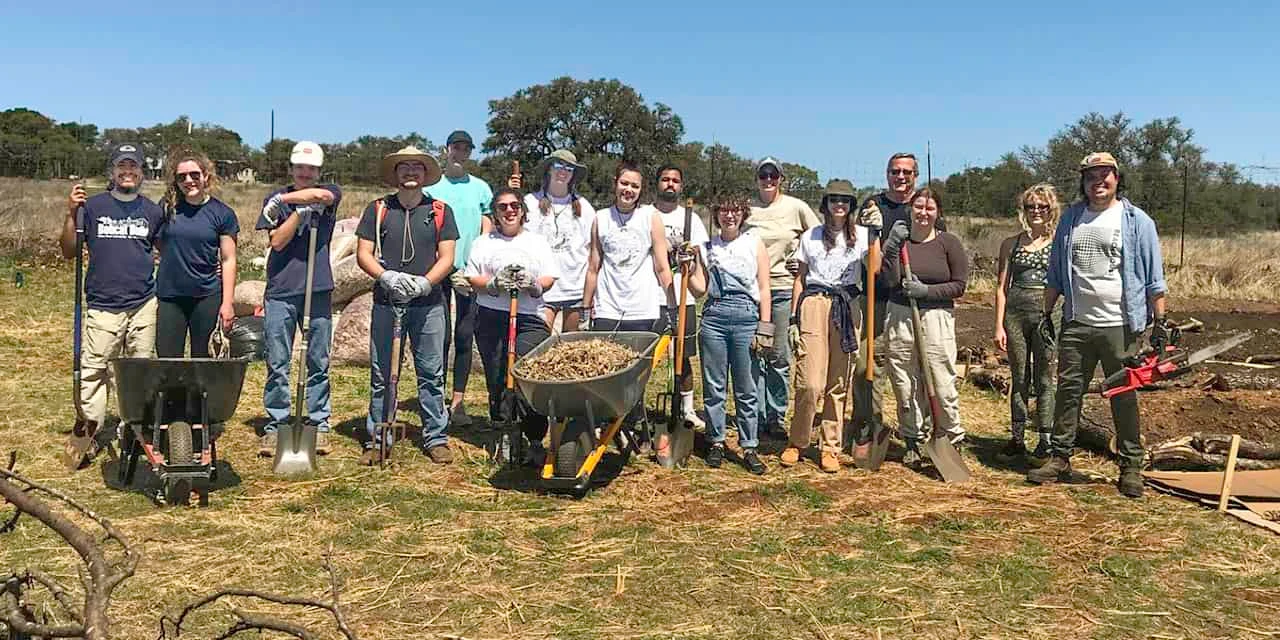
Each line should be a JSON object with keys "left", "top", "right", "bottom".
{"left": 1028, "top": 152, "right": 1167, "bottom": 498}
{"left": 425, "top": 130, "right": 493, "bottom": 429}
{"left": 746, "top": 157, "right": 820, "bottom": 438}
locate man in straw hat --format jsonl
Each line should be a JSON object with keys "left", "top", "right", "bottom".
{"left": 354, "top": 146, "right": 460, "bottom": 465}
{"left": 255, "top": 141, "right": 343, "bottom": 457}
{"left": 1027, "top": 151, "right": 1168, "bottom": 498}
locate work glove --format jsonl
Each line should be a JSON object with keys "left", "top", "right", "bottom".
{"left": 449, "top": 270, "right": 473, "bottom": 296}
{"left": 858, "top": 199, "right": 883, "bottom": 228}
{"left": 675, "top": 242, "right": 698, "bottom": 267}
{"left": 377, "top": 270, "right": 404, "bottom": 294}
{"left": 496, "top": 264, "right": 525, "bottom": 291}
{"left": 1148, "top": 316, "right": 1171, "bottom": 353}
{"left": 518, "top": 272, "right": 543, "bottom": 298}
{"left": 751, "top": 321, "right": 776, "bottom": 358}
{"left": 261, "top": 194, "right": 289, "bottom": 226}
{"left": 577, "top": 310, "right": 593, "bottom": 332}
{"left": 902, "top": 274, "right": 929, "bottom": 299}
{"left": 405, "top": 274, "right": 432, "bottom": 300}
{"left": 1038, "top": 316, "right": 1057, "bottom": 351}
{"left": 884, "top": 219, "right": 910, "bottom": 249}
{"left": 788, "top": 315, "right": 804, "bottom": 359}
{"left": 663, "top": 305, "right": 679, "bottom": 335}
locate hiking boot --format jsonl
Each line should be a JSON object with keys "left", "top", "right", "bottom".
{"left": 258, "top": 432, "right": 277, "bottom": 457}
{"left": 358, "top": 447, "right": 385, "bottom": 467}
{"left": 1118, "top": 467, "right": 1144, "bottom": 498}
{"left": 315, "top": 431, "right": 332, "bottom": 456}
{"left": 426, "top": 444, "right": 453, "bottom": 464}
{"left": 741, "top": 448, "right": 766, "bottom": 475}
{"left": 1027, "top": 455, "right": 1071, "bottom": 484}
{"left": 705, "top": 443, "right": 724, "bottom": 469}
{"left": 779, "top": 446, "right": 801, "bottom": 467}
{"left": 820, "top": 451, "right": 840, "bottom": 473}
{"left": 902, "top": 446, "right": 923, "bottom": 470}
{"left": 1029, "top": 440, "right": 1051, "bottom": 467}
{"left": 999, "top": 438, "right": 1026, "bottom": 459}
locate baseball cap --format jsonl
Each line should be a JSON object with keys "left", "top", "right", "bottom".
{"left": 1079, "top": 151, "right": 1119, "bottom": 172}
{"left": 756, "top": 157, "right": 784, "bottom": 175}
{"left": 110, "top": 143, "right": 144, "bottom": 167}
{"left": 446, "top": 130, "right": 474, "bottom": 147}
{"left": 290, "top": 141, "right": 324, "bottom": 167}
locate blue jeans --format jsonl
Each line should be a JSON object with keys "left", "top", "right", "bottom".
{"left": 700, "top": 295, "right": 760, "bottom": 449}
{"left": 751, "top": 288, "right": 792, "bottom": 427}
{"left": 263, "top": 292, "right": 333, "bottom": 433}
{"left": 365, "top": 302, "right": 448, "bottom": 449}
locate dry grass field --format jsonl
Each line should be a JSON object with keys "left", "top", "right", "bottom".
{"left": 2, "top": 178, "right": 1280, "bottom": 639}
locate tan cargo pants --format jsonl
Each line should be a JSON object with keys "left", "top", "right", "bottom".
{"left": 81, "top": 297, "right": 157, "bottom": 424}
{"left": 885, "top": 301, "right": 963, "bottom": 443}
{"left": 790, "top": 294, "right": 861, "bottom": 454}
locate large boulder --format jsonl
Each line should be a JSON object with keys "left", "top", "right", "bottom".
{"left": 332, "top": 254, "right": 374, "bottom": 306}
{"left": 233, "top": 280, "right": 266, "bottom": 316}
{"left": 335, "top": 217, "right": 360, "bottom": 236}
{"left": 331, "top": 292, "right": 373, "bottom": 365}
{"left": 330, "top": 233, "right": 358, "bottom": 266}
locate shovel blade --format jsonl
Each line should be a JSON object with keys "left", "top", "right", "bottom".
{"left": 923, "top": 436, "right": 970, "bottom": 483}
{"left": 61, "top": 419, "right": 98, "bottom": 471}
{"left": 654, "top": 419, "right": 695, "bottom": 469}
{"left": 272, "top": 423, "right": 318, "bottom": 476}
{"left": 856, "top": 424, "right": 892, "bottom": 472}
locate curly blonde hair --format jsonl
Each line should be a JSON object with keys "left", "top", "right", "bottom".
{"left": 162, "top": 146, "right": 219, "bottom": 214}
{"left": 1017, "top": 183, "right": 1060, "bottom": 233}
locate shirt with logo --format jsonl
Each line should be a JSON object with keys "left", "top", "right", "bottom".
{"left": 1070, "top": 200, "right": 1125, "bottom": 327}
{"left": 649, "top": 203, "right": 709, "bottom": 307}
{"left": 82, "top": 192, "right": 165, "bottom": 311}
{"left": 464, "top": 229, "right": 561, "bottom": 316}
{"left": 254, "top": 185, "right": 343, "bottom": 299}
{"left": 157, "top": 197, "right": 239, "bottom": 298}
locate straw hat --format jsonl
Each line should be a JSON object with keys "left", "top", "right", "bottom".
{"left": 381, "top": 146, "right": 442, "bottom": 187}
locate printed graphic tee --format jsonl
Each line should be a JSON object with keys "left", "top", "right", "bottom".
{"left": 524, "top": 192, "right": 597, "bottom": 303}
{"left": 594, "top": 206, "right": 661, "bottom": 321}
{"left": 465, "top": 229, "right": 561, "bottom": 316}
{"left": 81, "top": 192, "right": 165, "bottom": 311}
{"left": 1070, "top": 200, "right": 1125, "bottom": 327}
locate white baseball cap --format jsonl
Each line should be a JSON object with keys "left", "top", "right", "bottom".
{"left": 290, "top": 141, "right": 324, "bottom": 167}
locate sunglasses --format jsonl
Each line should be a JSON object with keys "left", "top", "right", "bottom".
{"left": 495, "top": 202, "right": 522, "bottom": 212}
{"left": 177, "top": 171, "right": 203, "bottom": 182}
{"left": 551, "top": 161, "right": 574, "bottom": 172}
{"left": 827, "top": 196, "right": 853, "bottom": 205}
{"left": 757, "top": 171, "right": 781, "bottom": 181}
{"left": 1024, "top": 203, "right": 1050, "bottom": 212}
{"left": 889, "top": 169, "right": 916, "bottom": 176}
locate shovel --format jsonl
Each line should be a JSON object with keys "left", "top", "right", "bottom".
{"left": 62, "top": 204, "right": 100, "bottom": 471}
{"left": 273, "top": 224, "right": 320, "bottom": 476}
{"left": 375, "top": 303, "right": 408, "bottom": 469}
{"left": 856, "top": 234, "right": 891, "bottom": 471}
{"left": 656, "top": 199, "right": 696, "bottom": 468}
{"left": 490, "top": 288, "right": 526, "bottom": 465}
{"left": 902, "top": 244, "right": 970, "bottom": 483}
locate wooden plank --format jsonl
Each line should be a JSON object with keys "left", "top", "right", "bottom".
{"left": 1218, "top": 434, "right": 1243, "bottom": 513}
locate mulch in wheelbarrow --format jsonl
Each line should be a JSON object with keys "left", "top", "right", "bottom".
{"left": 514, "top": 339, "right": 639, "bottom": 381}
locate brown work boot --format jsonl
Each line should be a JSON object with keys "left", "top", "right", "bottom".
{"left": 820, "top": 450, "right": 840, "bottom": 474}
{"left": 315, "top": 432, "right": 332, "bottom": 456}
{"left": 358, "top": 447, "right": 385, "bottom": 467}
{"left": 779, "top": 446, "right": 801, "bottom": 467}
{"left": 426, "top": 445, "right": 454, "bottom": 464}
{"left": 1118, "top": 467, "right": 1144, "bottom": 498}
{"left": 1027, "top": 455, "right": 1071, "bottom": 484}
{"left": 258, "top": 432, "right": 277, "bottom": 457}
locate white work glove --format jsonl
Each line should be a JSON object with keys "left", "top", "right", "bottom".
{"left": 517, "top": 271, "right": 542, "bottom": 297}
{"left": 261, "top": 194, "right": 289, "bottom": 226}
{"left": 496, "top": 264, "right": 525, "bottom": 291}
{"left": 449, "top": 270, "right": 473, "bottom": 296}
{"left": 858, "top": 199, "right": 883, "bottom": 228}
{"left": 577, "top": 310, "right": 593, "bottom": 331}
{"left": 400, "top": 274, "right": 432, "bottom": 301}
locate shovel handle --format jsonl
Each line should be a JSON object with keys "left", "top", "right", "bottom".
{"left": 865, "top": 237, "right": 879, "bottom": 381}
{"left": 506, "top": 289, "right": 519, "bottom": 389}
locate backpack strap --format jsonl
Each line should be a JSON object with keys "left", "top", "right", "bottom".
{"left": 431, "top": 199, "right": 446, "bottom": 234}
{"left": 374, "top": 199, "right": 388, "bottom": 260}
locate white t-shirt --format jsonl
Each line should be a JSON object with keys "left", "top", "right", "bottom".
{"left": 795, "top": 224, "right": 869, "bottom": 289}
{"left": 594, "top": 206, "right": 662, "bottom": 321}
{"left": 1070, "top": 200, "right": 1125, "bottom": 327}
{"left": 704, "top": 230, "right": 762, "bottom": 303}
{"left": 464, "top": 229, "right": 561, "bottom": 316}
{"left": 649, "top": 203, "right": 710, "bottom": 307}
{"left": 523, "top": 192, "right": 596, "bottom": 303}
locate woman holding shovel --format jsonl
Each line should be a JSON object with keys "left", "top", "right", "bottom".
{"left": 879, "top": 188, "right": 968, "bottom": 469}
{"left": 782, "top": 179, "right": 869, "bottom": 473}
{"left": 466, "top": 188, "right": 560, "bottom": 463}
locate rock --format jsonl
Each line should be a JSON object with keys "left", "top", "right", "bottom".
{"left": 332, "top": 254, "right": 373, "bottom": 306}
{"left": 233, "top": 280, "right": 266, "bottom": 316}
{"left": 331, "top": 292, "right": 373, "bottom": 365}
{"left": 335, "top": 217, "right": 360, "bottom": 236}
{"left": 330, "top": 233, "right": 358, "bottom": 266}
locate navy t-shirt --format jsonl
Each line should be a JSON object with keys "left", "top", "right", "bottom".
{"left": 355, "top": 194, "right": 459, "bottom": 307}
{"left": 254, "top": 185, "right": 342, "bottom": 299}
{"left": 82, "top": 192, "right": 165, "bottom": 312}
{"left": 157, "top": 197, "right": 239, "bottom": 298}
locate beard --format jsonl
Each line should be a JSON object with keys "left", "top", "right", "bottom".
{"left": 445, "top": 161, "right": 465, "bottom": 178}
{"left": 114, "top": 183, "right": 139, "bottom": 194}
{"left": 656, "top": 189, "right": 679, "bottom": 203}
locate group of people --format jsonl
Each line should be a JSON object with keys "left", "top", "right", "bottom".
{"left": 64, "top": 136, "right": 1167, "bottom": 497}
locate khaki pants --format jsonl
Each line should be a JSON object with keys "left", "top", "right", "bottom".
{"left": 885, "top": 302, "right": 963, "bottom": 443}
{"left": 790, "top": 294, "right": 860, "bottom": 453}
{"left": 81, "top": 297, "right": 157, "bottom": 424}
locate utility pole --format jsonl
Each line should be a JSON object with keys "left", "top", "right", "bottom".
{"left": 1180, "top": 163, "right": 1188, "bottom": 271}
{"left": 270, "top": 109, "right": 275, "bottom": 182}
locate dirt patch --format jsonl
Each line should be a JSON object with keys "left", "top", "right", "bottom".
{"left": 1082, "top": 388, "right": 1280, "bottom": 445}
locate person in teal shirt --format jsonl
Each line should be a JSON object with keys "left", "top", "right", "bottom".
{"left": 425, "top": 130, "right": 493, "bottom": 426}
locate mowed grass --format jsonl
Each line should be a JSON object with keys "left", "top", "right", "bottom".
{"left": 3, "top": 247, "right": 1280, "bottom": 638}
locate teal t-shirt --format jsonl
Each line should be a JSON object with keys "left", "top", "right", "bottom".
{"left": 426, "top": 174, "right": 493, "bottom": 269}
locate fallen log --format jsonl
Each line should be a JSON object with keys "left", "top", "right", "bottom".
{"left": 1149, "top": 444, "right": 1280, "bottom": 471}
{"left": 1194, "top": 433, "right": 1280, "bottom": 460}
{"left": 1246, "top": 353, "right": 1280, "bottom": 364}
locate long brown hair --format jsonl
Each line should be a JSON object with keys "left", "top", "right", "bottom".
{"left": 162, "top": 146, "right": 219, "bottom": 214}
{"left": 537, "top": 160, "right": 583, "bottom": 218}
{"left": 819, "top": 196, "right": 856, "bottom": 252}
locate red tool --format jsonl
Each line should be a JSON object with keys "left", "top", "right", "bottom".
{"left": 1102, "top": 331, "right": 1252, "bottom": 398}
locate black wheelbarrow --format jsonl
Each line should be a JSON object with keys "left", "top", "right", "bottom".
{"left": 111, "top": 357, "right": 249, "bottom": 506}
{"left": 513, "top": 331, "right": 668, "bottom": 496}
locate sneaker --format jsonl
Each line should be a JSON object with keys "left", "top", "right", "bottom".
{"left": 258, "top": 432, "right": 277, "bottom": 457}
{"left": 820, "top": 451, "right": 839, "bottom": 474}
{"left": 1118, "top": 467, "right": 1144, "bottom": 498}
{"left": 448, "top": 406, "right": 471, "bottom": 428}
{"left": 999, "top": 439, "right": 1025, "bottom": 459}
{"left": 425, "top": 445, "right": 454, "bottom": 464}
{"left": 779, "top": 446, "right": 801, "bottom": 467}
{"left": 1027, "top": 455, "right": 1072, "bottom": 484}
{"left": 742, "top": 448, "right": 766, "bottom": 475}
{"left": 358, "top": 447, "right": 385, "bottom": 467}
{"left": 315, "top": 431, "right": 332, "bottom": 456}
{"left": 684, "top": 410, "right": 706, "bottom": 431}
{"left": 705, "top": 443, "right": 724, "bottom": 468}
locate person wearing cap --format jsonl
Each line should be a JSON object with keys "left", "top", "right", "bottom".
{"left": 425, "top": 130, "right": 494, "bottom": 428}
{"left": 60, "top": 143, "right": 165, "bottom": 431}
{"left": 355, "top": 146, "right": 460, "bottom": 465}
{"left": 783, "top": 179, "right": 870, "bottom": 473}
{"left": 1028, "top": 152, "right": 1168, "bottom": 498}
{"left": 510, "top": 150, "right": 597, "bottom": 332}
{"left": 645, "top": 163, "right": 709, "bottom": 430}
{"left": 254, "top": 141, "right": 344, "bottom": 457}
{"left": 745, "top": 157, "right": 820, "bottom": 438}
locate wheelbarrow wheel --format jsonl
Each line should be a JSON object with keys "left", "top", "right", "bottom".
{"left": 168, "top": 421, "right": 194, "bottom": 466}
{"left": 554, "top": 422, "right": 592, "bottom": 479}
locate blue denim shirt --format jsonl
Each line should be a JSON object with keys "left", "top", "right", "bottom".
{"left": 1046, "top": 197, "right": 1167, "bottom": 334}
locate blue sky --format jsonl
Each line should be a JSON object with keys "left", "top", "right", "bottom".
{"left": 3, "top": 0, "right": 1277, "bottom": 186}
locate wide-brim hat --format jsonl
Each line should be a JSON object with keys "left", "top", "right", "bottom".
{"left": 381, "top": 146, "right": 442, "bottom": 187}
{"left": 539, "top": 149, "right": 587, "bottom": 188}
{"left": 820, "top": 178, "right": 856, "bottom": 210}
